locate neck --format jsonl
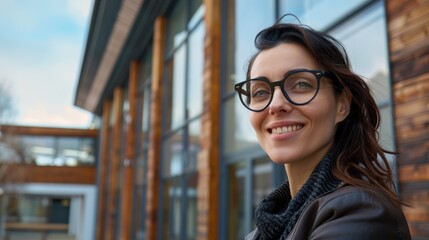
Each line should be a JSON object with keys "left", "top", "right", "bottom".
{"left": 285, "top": 147, "right": 332, "bottom": 198}
{"left": 284, "top": 162, "right": 317, "bottom": 197}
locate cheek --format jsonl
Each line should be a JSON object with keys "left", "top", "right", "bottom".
{"left": 308, "top": 97, "right": 339, "bottom": 130}
{"left": 249, "top": 112, "right": 263, "bottom": 132}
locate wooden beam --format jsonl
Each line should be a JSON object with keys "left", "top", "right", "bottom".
{"left": 197, "top": 0, "right": 221, "bottom": 240}
{"left": 0, "top": 125, "right": 97, "bottom": 137}
{"left": 145, "top": 16, "right": 166, "bottom": 240}
{"left": 96, "top": 100, "right": 112, "bottom": 240}
{"left": 119, "top": 61, "right": 139, "bottom": 240}
{"left": 5, "top": 165, "right": 96, "bottom": 184}
{"left": 105, "top": 88, "right": 123, "bottom": 240}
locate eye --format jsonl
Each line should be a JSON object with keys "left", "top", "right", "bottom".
{"left": 252, "top": 88, "right": 270, "bottom": 98}
{"left": 285, "top": 76, "right": 316, "bottom": 93}
{"left": 295, "top": 80, "right": 313, "bottom": 89}
{"left": 249, "top": 81, "right": 271, "bottom": 98}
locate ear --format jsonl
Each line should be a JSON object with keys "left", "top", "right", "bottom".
{"left": 335, "top": 90, "right": 351, "bottom": 124}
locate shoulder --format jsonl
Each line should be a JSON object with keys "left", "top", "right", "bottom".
{"left": 290, "top": 185, "right": 411, "bottom": 240}
{"left": 318, "top": 185, "right": 397, "bottom": 210}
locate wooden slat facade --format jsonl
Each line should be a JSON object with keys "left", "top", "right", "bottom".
{"left": 386, "top": 0, "right": 429, "bottom": 238}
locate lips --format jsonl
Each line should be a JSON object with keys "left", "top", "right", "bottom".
{"left": 268, "top": 124, "right": 304, "bottom": 134}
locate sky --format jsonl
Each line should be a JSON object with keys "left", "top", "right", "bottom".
{"left": 0, "top": 0, "right": 94, "bottom": 128}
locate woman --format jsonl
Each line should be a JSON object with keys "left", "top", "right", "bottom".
{"left": 234, "top": 20, "right": 411, "bottom": 240}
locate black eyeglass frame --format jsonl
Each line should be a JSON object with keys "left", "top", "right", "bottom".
{"left": 234, "top": 69, "right": 333, "bottom": 112}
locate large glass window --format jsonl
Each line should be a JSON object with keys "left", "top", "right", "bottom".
{"left": 328, "top": 1, "right": 394, "bottom": 151}
{"left": 222, "top": 0, "right": 275, "bottom": 155}
{"left": 280, "top": 0, "right": 393, "bottom": 151}
{"left": 161, "top": 0, "right": 204, "bottom": 239}
{"left": 279, "top": 0, "right": 370, "bottom": 30}
{"left": 226, "top": 156, "right": 273, "bottom": 240}
{"left": 3, "top": 135, "right": 96, "bottom": 166}
{"left": 222, "top": 1, "right": 277, "bottom": 239}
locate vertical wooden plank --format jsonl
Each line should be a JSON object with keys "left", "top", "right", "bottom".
{"left": 197, "top": 0, "right": 221, "bottom": 240}
{"left": 105, "top": 88, "right": 123, "bottom": 240}
{"left": 145, "top": 16, "right": 166, "bottom": 240}
{"left": 96, "top": 100, "right": 112, "bottom": 240}
{"left": 119, "top": 61, "right": 139, "bottom": 240}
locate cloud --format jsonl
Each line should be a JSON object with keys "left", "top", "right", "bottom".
{"left": 67, "top": 0, "right": 93, "bottom": 26}
{"left": 0, "top": 0, "right": 94, "bottom": 128}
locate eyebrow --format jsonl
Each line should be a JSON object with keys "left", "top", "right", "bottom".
{"left": 250, "top": 68, "right": 313, "bottom": 80}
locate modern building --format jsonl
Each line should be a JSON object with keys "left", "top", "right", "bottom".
{"left": 75, "top": 0, "right": 429, "bottom": 239}
{"left": 0, "top": 125, "right": 98, "bottom": 240}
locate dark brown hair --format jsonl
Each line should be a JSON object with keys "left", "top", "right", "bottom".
{"left": 247, "top": 21, "right": 403, "bottom": 205}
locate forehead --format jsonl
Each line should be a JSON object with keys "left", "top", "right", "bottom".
{"left": 250, "top": 43, "right": 320, "bottom": 78}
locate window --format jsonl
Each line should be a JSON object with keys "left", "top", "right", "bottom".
{"left": 5, "top": 195, "right": 71, "bottom": 237}
{"left": 222, "top": 0, "right": 275, "bottom": 154}
{"left": 161, "top": 0, "right": 204, "bottom": 239}
{"left": 221, "top": 1, "right": 277, "bottom": 239}
{"left": 9, "top": 135, "right": 96, "bottom": 166}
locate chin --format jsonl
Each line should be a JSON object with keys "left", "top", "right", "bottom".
{"left": 266, "top": 151, "right": 300, "bottom": 165}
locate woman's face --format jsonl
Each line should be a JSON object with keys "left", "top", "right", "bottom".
{"left": 249, "top": 43, "right": 349, "bottom": 166}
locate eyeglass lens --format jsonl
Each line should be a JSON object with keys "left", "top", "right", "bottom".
{"left": 239, "top": 71, "right": 319, "bottom": 111}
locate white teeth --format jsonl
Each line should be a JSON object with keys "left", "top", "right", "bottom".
{"left": 271, "top": 125, "right": 302, "bottom": 134}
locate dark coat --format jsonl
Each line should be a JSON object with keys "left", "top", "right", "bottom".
{"left": 245, "top": 185, "right": 411, "bottom": 240}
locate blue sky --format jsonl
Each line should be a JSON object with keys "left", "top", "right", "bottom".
{"left": 0, "top": 0, "right": 94, "bottom": 128}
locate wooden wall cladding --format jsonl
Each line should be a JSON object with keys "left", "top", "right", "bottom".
{"left": 9, "top": 164, "right": 96, "bottom": 184}
{"left": 0, "top": 125, "right": 98, "bottom": 137}
{"left": 386, "top": 0, "right": 429, "bottom": 238}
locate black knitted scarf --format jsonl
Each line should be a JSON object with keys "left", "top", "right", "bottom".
{"left": 254, "top": 152, "right": 342, "bottom": 240}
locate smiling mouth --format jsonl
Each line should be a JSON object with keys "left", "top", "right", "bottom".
{"left": 269, "top": 124, "right": 304, "bottom": 134}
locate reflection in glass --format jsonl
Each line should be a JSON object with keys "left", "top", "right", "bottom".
{"left": 187, "top": 119, "right": 201, "bottom": 173}
{"left": 187, "top": 22, "right": 205, "bottom": 119}
{"left": 227, "top": 161, "right": 246, "bottom": 240}
{"left": 186, "top": 173, "right": 198, "bottom": 239}
{"left": 142, "top": 85, "right": 151, "bottom": 137}
{"left": 12, "top": 136, "right": 95, "bottom": 166}
{"left": 279, "top": 0, "right": 368, "bottom": 30}
{"left": 167, "top": 45, "right": 186, "bottom": 130}
{"left": 166, "top": 0, "right": 187, "bottom": 53}
{"left": 329, "top": 1, "right": 394, "bottom": 150}
{"left": 162, "top": 178, "right": 181, "bottom": 240}
{"left": 189, "top": 2, "right": 204, "bottom": 29}
{"left": 223, "top": 97, "right": 259, "bottom": 154}
{"left": 163, "top": 131, "right": 184, "bottom": 177}
{"left": 21, "top": 136, "right": 56, "bottom": 165}
{"left": 252, "top": 157, "right": 273, "bottom": 227}
{"left": 225, "top": 0, "right": 275, "bottom": 94}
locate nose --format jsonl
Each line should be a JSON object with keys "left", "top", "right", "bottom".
{"left": 268, "top": 87, "right": 292, "bottom": 114}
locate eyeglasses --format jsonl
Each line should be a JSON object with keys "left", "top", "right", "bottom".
{"left": 234, "top": 69, "right": 331, "bottom": 112}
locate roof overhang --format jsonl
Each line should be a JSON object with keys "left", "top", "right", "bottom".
{"left": 75, "top": 0, "right": 173, "bottom": 115}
